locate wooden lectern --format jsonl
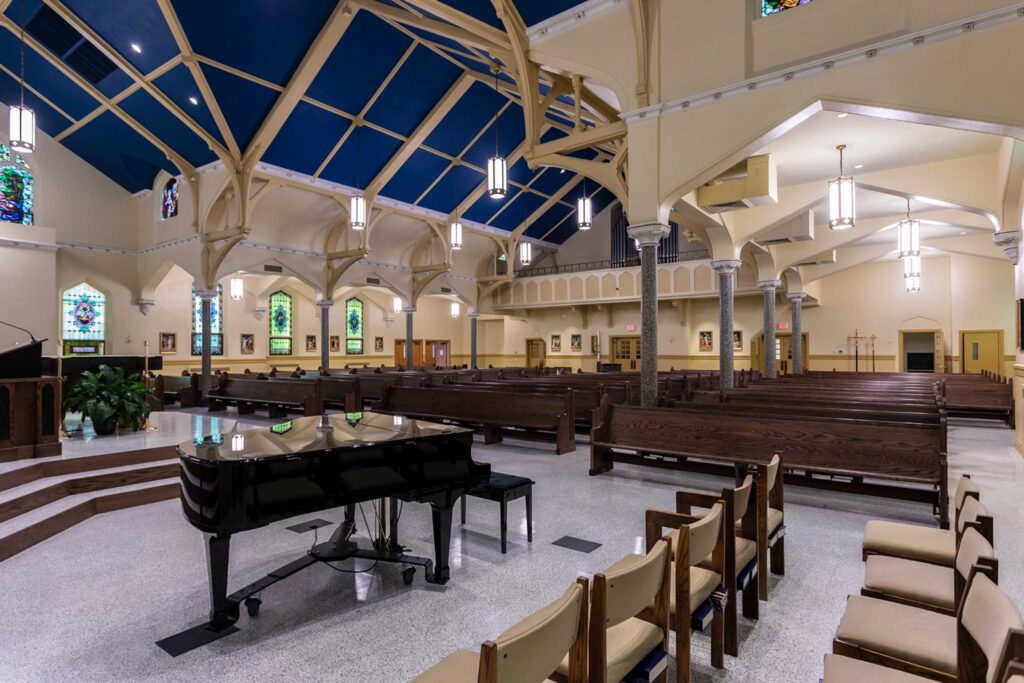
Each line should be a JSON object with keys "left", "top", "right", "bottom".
{"left": 0, "top": 341, "right": 62, "bottom": 462}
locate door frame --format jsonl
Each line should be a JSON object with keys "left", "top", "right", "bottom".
{"left": 525, "top": 337, "right": 546, "bottom": 367}
{"left": 752, "top": 331, "right": 808, "bottom": 375}
{"left": 897, "top": 328, "right": 942, "bottom": 373}
{"left": 609, "top": 335, "right": 642, "bottom": 371}
{"left": 958, "top": 328, "right": 1004, "bottom": 375}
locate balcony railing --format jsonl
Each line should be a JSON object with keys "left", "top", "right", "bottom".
{"left": 513, "top": 249, "right": 710, "bottom": 278}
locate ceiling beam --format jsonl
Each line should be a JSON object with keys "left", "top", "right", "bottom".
{"left": 243, "top": 1, "right": 359, "bottom": 168}
{"left": 157, "top": 0, "right": 241, "bottom": 160}
{"left": 511, "top": 175, "right": 582, "bottom": 239}
{"left": 350, "top": 0, "right": 511, "bottom": 59}
{"left": 531, "top": 121, "right": 627, "bottom": 157}
{"left": 545, "top": 72, "right": 620, "bottom": 124}
{"left": 42, "top": 0, "right": 231, "bottom": 162}
{"left": 399, "top": 0, "right": 510, "bottom": 51}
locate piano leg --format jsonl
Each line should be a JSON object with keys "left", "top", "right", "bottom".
{"left": 429, "top": 504, "right": 454, "bottom": 585}
{"left": 205, "top": 533, "right": 237, "bottom": 631}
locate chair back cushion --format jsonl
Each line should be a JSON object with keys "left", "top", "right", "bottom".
{"left": 958, "top": 496, "right": 990, "bottom": 533}
{"left": 734, "top": 475, "right": 754, "bottom": 521}
{"left": 688, "top": 502, "right": 724, "bottom": 566}
{"left": 765, "top": 454, "right": 781, "bottom": 490}
{"left": 955, "top": 528, "right": 994, "bottom": 581}
{"left": 604, "top": 540, "right": 669, "bottom": 627}
{"left": 494, "top": 582, "right": 584, "bottom": 683}
{"left": 961, "top": 573, "right": 1024, "bottom": 683}
{"left": 954, "top": 475, "right": 980, "bottom": 510}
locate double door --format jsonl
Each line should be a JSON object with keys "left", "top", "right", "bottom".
{"left": 395, "top": 339, "right": 451, "bottom": 368}
{"left": 610, "top": 336, "right": 641, "bottom": 371}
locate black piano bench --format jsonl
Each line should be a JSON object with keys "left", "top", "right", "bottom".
{"left": 460, "top": 472, "right": 534, "bottom": 554}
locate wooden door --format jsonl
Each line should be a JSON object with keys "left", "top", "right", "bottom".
{"left": 775, "top": 333, "right": 807, "bottom": 375}
{"left": 526, "top": 338, "right": 545, "bottom": 367}
{"left": 394, "top": 340, "right": 425, "bottom": 368}
{"left": 610, "top": 336, "right": 641, "bottom": 371}
{"left": 962, "top": 330, "right": 999, "bottom": 375}
{"left": 934, "top": 330, "right": 946, "bottom": 374}
{"left": 425, "top": 340, "right": 450, "bottom": 367}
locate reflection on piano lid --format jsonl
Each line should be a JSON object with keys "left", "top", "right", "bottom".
{"left": 182, "top": 412, "right": 472, "bottom": 463}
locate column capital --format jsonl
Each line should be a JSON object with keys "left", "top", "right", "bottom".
{"left": 711, "top": 259, "right": 743, "bottom": 273}
{"left": 196, "top": 288, "right": 217, "bottom": 300}
{"left": 467, "top": 312, "right": 480, "bottom": 319}
{"left": 787, "top": 292, "right": 807, "bottom": 302}
{"left": 757, "top": 279, "right": 782, "bottom": 291}
{"left": 626, "top": 222, "right": 670, "bottom": 247}
{"left": 402, "top": 306, "right": 417, "bottom": 314}
{"left": 316, "top": 299, "right": 334, "bottom": 308}
{"left": 135, "top": 298, "right": 156, "bottom": 315}
{"left": 993, "top": 229, "right": 1021, "bottom": 265}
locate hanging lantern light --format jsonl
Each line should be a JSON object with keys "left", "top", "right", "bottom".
{"left": 350, "top": 194, "right": 366, "bottom": 230}
{"left": 903, "top": 254, "right": 921, "bottom": 279}
{"left": 229, "top": 277, "right": 243, "bottom": 301}
{"left": 393, "top": 296, "right": 403, "bottom": 314}
{"left": 828, "top": 144, "right": 855, "bottom": 230}
{"left": 906, "top": 274, "right": 921, "bottom": 293}
{"left": 897, "top": 199, "right": 920, "bottom": 259}
{"left": 450, "top": 220, "right": 462, "bottom": 250}
{"left": 577, "top": 178, "right": 592, "bottom": 230}
{"left": 9, "top": 0, "right": 34, "bottom": 154}
{"left": 487, "top": 67, "right": 507, "bottom": 198}
{"left": 519, "top": 241, "right": 532, "bottom": 265}
{"left": 450, "top": 302, "right": 460, "bottom": 318}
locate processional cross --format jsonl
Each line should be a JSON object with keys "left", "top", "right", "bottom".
{"left": 847, "top": 328, "right": 868, "bottom": 372}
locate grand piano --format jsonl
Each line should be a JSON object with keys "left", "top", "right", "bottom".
{"left": 175, "top": 411, "right": 489, "bottom": 640}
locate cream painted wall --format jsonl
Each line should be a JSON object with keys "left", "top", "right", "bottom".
{"left": 0, "top": 225, "right": 56, "bottom": 353}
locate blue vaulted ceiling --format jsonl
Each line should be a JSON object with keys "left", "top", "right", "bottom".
{"left": 3, "top": 0, "right": 616, "bottom": 244}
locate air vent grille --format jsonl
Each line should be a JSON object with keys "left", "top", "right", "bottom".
{"left": 366, "top": 277, "right": 381, "bottom": 285}
{"left": 263, "top": 264, "right": 283, "bottom": 273}
{"left": 440, "top": 286, "right": 452, "bottom": 294}
{"left": 702, "top": 200, "right": 751, "bottom": 212}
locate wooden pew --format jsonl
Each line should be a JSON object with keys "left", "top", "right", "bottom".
{"left": 442, "top": 380, "right": 602, "bottom": 429}
{"left": 207, "top": 376, "right": 323, "bottom": 418}
{"left": 590, "top": 397, "right": 949, "bottom": 526}
{"left": 145, "top": 373, "right": 165, "bottom": 411}
{"left": 372, "top": 385, "right": 576, "bottom": 454}
{"left": 149, "top": 373, "right": 199, "bottom": 408}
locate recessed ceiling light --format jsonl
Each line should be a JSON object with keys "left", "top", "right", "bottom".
{"left": 854, "top": 164, "right": 863, "bottom": 169}
{"left": 560, "top": 168, "right": 565, "bottom": 174}
{"left": 837, "top": 113, "right": 848, "bottom": 118}
{"left": 188, "top": 96, "right": 199, "bottom": 105}
{"left": 130, "top": 43, "right": 142, "bottom": 54}
{"left": 960, "top": 231, "right": 967, "bottom": 235}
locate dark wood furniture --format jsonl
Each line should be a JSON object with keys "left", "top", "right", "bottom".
{"left": 460, "top": 472, "right": 534, "bottom": 554}
{"left": 0, "top": 341, "right": 61, "bottom": 462}
{"left": 207, "top": 375, "right": 323, "bottom": 418}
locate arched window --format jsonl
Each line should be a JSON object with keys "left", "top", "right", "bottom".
{"left": 269, "top": 291, "right": 292, "bottom": 355}
{"left": 191, "top": 284, "right": 224, "bottom": 355}
{"left": 761, "top": 0, "right": 812, "bottom": 16}
{"left": 0, "top": 142, "right": 33, "bottom": 225}
{"left": 61, "top": 283, "right": 105, "bottom": 355}
{"left": 161, "top": 177, "right": 179, "bottom": 221}
{"left": 345, "top": 297, "right": 363, "bottom": 355}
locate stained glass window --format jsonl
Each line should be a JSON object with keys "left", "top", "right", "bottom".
{"left": 192, "top": 284, "right": 224, "bottom": 355}
{"left": 761, "top": 0, "right": 812, "bottom": 16}
{"left": 345, "top": 297, "right": 363, "bottom": 355}
{"left": 62, "top": 283, "right": 105, "bottom": 355}
{"left": 161, "top": 177, "right": 179, "bottom": 221}
{"left": 0, "top": 143, "right": 32, "bottom": 225}
{"left": 269, "top": 290, "right": 292, "bottom": 355}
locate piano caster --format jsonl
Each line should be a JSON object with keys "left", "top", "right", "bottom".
{"left": 402, "top": 567, "right": 415, "bottom": 585}
{"left": 245, "top": 596, "right": 262, "bottom": 618}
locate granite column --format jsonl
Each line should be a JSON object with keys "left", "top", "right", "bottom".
{"left": 317, "top": 299, "right": 332, "bottom": 372}
{"left": 626, "top": 222, "right": 670, "bottom": 407}
{"left": 468, "top": 312, "right": 479, "bottom": 369}
{"left": 788, "top": 292, "right": 806, "bottom": 374}
{"left": 404, "top": 307, "right": 416, "bottom": 370}
{"left": 758, "top": 280, "right": 781, "bottom": 378}
{"left": 713, "top": 260, "right": 742, "bottom": 389}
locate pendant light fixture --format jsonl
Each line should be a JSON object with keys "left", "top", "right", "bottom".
{"left": 392, "top": 296, "right": 402, "bottom": 314}
{"left": 897, "top": 198, "right": 920, "bottom": 259}
{"left": 229, "top": 277, "right": 243, "bottom": 301}
{"left": 450, "top": 302, "right": 460, "bottom": 318}
{"left": 450, "top": 219, "right": 462, "bottom": 250}
{"left": 577, "top": 177, "right": 592, "bottom": 230}
{"left": 905, "top": 273, "right": 921, "bottom": 293}
{"left": 828, "top": 144, "right": 855, "bottom": 230}
{"left": 904, "top": 254, "right": 921, "bottom": 292}
{"left": 487, "top": 66, "right": 507, "bottom": 198}
{"left": 519, "top": 241, "right": 532, "bottom": 265}
{"left": 9, "top": 0, "right": 35, "bottom": 154}
{"left": 350, "top": 123, "right": 366, "bottom": 230}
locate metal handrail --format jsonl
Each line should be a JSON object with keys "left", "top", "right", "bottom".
{"left": 513, "top": 249, "right": 710, "bottom": 278}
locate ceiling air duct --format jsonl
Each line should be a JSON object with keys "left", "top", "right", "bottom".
{"left": 696, "top": 155, "right": 778, "bottom": 213}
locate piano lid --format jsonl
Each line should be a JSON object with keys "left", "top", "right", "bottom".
{"left": 179, "top": 412, "right": 472, "bottom": 463}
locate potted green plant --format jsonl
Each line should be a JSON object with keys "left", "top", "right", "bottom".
{"left": 63, "top": 365, "right": 152, "bottom": 436}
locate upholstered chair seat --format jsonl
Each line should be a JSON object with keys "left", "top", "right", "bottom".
{"left": 823, "top": 654, "right": 933, "bottom": 683}
{"left": 863, "top": 495, "right": 990, "bottom": 566}
{"left": 416, "top": 649, "right": 561, "bottom": 683}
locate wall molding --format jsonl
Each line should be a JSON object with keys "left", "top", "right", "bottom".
{"left": 527, "top": 0, "right": 625, "bottom": 42}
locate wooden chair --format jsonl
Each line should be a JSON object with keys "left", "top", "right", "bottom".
{"left": 862, "top": 474, "right": 980, "bottom": 564}
{"left": 645, "top": 502, "right": 727, "bottom": 683}
{"left": 670, "top": 477, "right": 759, "bottom": 658}
{"left": 862, "top": 526, "right": 996, "bottom": 615}
{"left": 414, "top": 578, "right": 589, "bottom": 683}
{"left": 832, "top": 567, "right": 1021, "bottom": 681}
{"left": 571, "top": 539, "right": 671, "bottom": 683}
{"left": 746, "top": 453, "right": 784, "bottom": 599}
{"left": 863, "top": 494, "right": 992, "bottom": 567}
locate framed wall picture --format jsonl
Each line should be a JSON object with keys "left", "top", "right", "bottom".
{"left": 159, "top": 332, "right": 176, "bottom": 354}
{"left": 240, "top": 333, "right": 255, "bottom": 354}
{"left": 374, "top": 336, "right": 384, "bottom": 352}
{"left": 570, "top": 334, "right": 582, "bottom": 352}
{"left": 590, "top": 335, "right": 600, "bottom": 354}
{"left": 551, "top": 334, "right": 561, "bottom": 352}
{"left": 330, "top": 335, "right": 341, "bottom": 353}
{"left": 699, "top": 330, "right": 713, "bottom": 352}
{"left": 733, "top": 330, "right": 743, "bottom": 351}
{"left": 305, "top": 335, "right": 317, "bottom": 352}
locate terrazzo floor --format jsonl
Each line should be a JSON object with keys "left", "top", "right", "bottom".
{"left": 0, "top": 415, "right": 1020, "bottom": 682}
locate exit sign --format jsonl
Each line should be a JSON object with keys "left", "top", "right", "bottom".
{"left": 626, "top": 324, "right": 636, "bottom": 332}
{"left": 778, "top": 322, "right": 789, "bottom": 330}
